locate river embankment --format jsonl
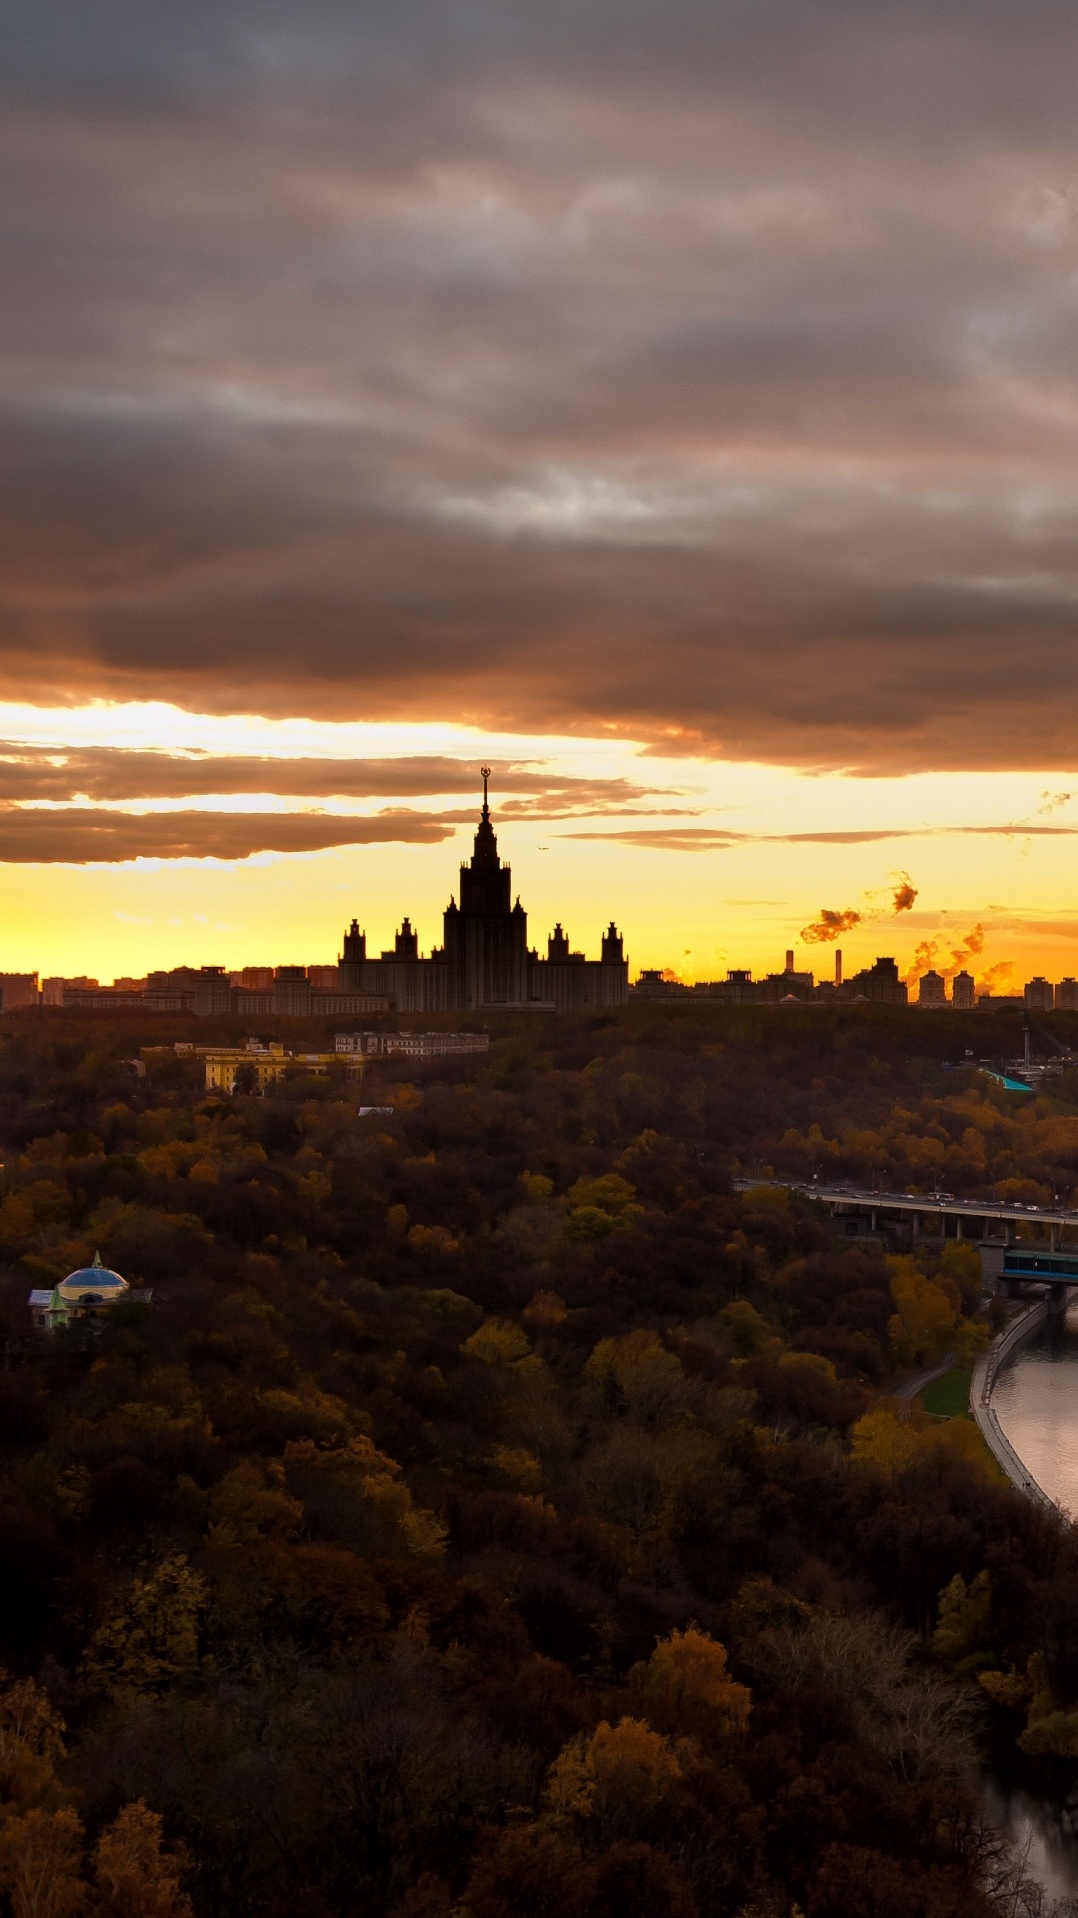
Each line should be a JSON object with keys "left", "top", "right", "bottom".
{"left": 975, "top": 1305, "right": 1078, "bottom": 1897}
{"left": 973, "top": 1300, "right": 1078, "bottom": 1525}
{"left": 970, "top": 1302, "right": 1066, "bottom": 1517}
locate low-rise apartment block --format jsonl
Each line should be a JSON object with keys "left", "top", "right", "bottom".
{"left": 334, "top": 1030, "right": 490, "bottom": 1060}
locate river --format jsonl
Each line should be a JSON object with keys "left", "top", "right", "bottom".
{"left": 987, "top": 1305, "right": 1078, "bottom": 1898}
{"left": 993, "top": 1305, "right": 1078, "bottom": 1522}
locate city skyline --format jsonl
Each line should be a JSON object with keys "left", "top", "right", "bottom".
{"left": 6, "top": 757, "right": 1078, "bottom": 1012}
{"left": 7, "top": 714, "right": 1078, "bottom": 990}
{"left": 6, "top": 5, "right": 1078, "bottom": 991}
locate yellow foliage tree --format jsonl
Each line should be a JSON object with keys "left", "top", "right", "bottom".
{"left": 851, "top": 1400, "right": 1000, "bottom": 1483}
{"left": 628, "top": 1627, "right": 751, "bottom": 1743}
{"left": 567, "top": 1174, "right": 637, "bottom": 1215}
{"left": 545, "top": 1717, "right": 685, "bottom": 1831}
{"left": 933, "top": 1571, "right": 992, "bottom": 1671}
{"left": 850, "top": 1402, "right": 927, "bottom": 1473}
{"left": 717, "top": 1301, "right": 772, "bottom": 1357}
{"left": 939, "top": 1240, "right": 982, "bottom": 1296}
{"left": 296, "top": 1170, "right": 332, "bottom": 1207}
{"left": 523, "top": 1290, "right": 567, "bottom": 1328}
{"left": 84, "top": 1555, "right": 207, "bottom": 1698}
{"left": 584, "top": 1331, "right": 686, "bottom": 1424}
{"left": 462, "top": 1319, "right": 533, "bottom": 1368}
{"left": 978, "top": 1668, "right": 1030, "bottom": 1710}
{"left": 929, "top": 1417, "right": 1001, "bottom": 1483}
{"left": 0, "top": 1676, "right": 69, "bottom": 1820}
{"left": 92, "top": 1801, "right": 192, "bottom": 1918}
{"left": 954, "top": 1316, "right": 991, "bottom": 1365}
{"left": 1019, "top": 1711, "right": 1078, "bottom": 1758}
{"left": 283, "top": 1435, "right": 447, "bottom": 1561}
{"left": 489, "top": 1445, "right": 543, "bottom": 1492}
{"left": 565, "top": 1205, "right": 617, "bottom": 1241}
{"left": 886, "top": 1260, "right": 957, "bottom": 1367}
{"left": 584, "top": 1329, "right": 680, "bottom": 1392}
{"left": 407, "top": 1224, "right": 460, "bottom": 1256}
{"left": 205, "top": 1460, "right": 303, "bottom": 1550}
{"left": 0, "top": 1806, "right": 87, "bottom": 1918}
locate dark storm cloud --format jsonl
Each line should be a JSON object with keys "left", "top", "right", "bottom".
{"left": 6, "top": 1, "right": 1078, "bottom": 768}
{"left": 0, "top": 808, "right": 454, "bottom": 864}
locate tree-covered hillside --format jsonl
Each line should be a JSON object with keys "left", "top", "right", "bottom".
{"left": 0, "top": 1006, "right": 1076, "bottom": 1918}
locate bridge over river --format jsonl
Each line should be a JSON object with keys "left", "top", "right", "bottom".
{"left": 733, "top": 1178, "right": 1078, "bottom": 1282}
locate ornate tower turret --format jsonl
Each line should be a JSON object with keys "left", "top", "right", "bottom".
{"left": 444, "top": 769, "right": 530, "bottom": 1007}
{"left": 601, "top": 922, "right": 624, "bottom": 964}
{"left": 339, "top": 918, "right": 367, "bottom": 990}
{"left": 548, "top": 923, "right": 570, "bottom": 961}
{"left": 394, "top": 917, "right": 419, "bottom": 961}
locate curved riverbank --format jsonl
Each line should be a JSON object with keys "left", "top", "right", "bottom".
{"left": 987, "top": 1303, "right": 1078, "bottom": 1527}
{"left": 970, "top": 1303, "right": 1068, "bottom": 1521}
{"left": 976, "top": 1311, "right": 1078, "bottom": 1896}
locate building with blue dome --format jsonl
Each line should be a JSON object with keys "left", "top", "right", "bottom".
{"left": 29, "top": 1252, "right": 136, "bottom": 1330}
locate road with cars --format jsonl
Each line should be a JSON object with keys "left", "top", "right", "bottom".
{"left": 733, "top": 1176, "right": 1078, "bottom": 1234}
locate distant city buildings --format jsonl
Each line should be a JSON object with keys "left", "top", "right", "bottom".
{"left": 10, "top": 779, "right": 627, "bottom": 1019}
{"left": 952, "top": 970, "right": 976, "bottom": 1009}
{"left": 335, "top": 1030, "right": 490, "bottom": 1060}
{"left": 0, "top": 972, "right": 39, "bottom": 1012}
{"left": 628, "top": 955, "right": 1078, "bottom": 1012}
{"left": 4, "top": 776, "right": 1078, "bottom": 1018}
{"left": 195, "top": 1041, "right": 363, "bottom": 1094}
{"left": 635, "top": 953, "right": 908, "bottom": 1006}
{"left": 918, "top": 969, "right": 947, "bottom": 1007}
{"left": 336, "top": 773, "right": 628, "bottom": 1012}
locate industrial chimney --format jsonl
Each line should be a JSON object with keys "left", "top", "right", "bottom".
{"left": 785, "top": 949, "right": 795, "bottom": 973}
{"left": 835, "top": 949, "right": 843, "bottom": 987}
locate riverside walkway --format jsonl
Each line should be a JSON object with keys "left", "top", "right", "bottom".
{"left": 969, "top": 1304, "right": 1069, "bottom": 1522}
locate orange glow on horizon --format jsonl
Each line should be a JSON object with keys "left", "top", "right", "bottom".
{"left": 0, "top": 705, "right": 1077, "bottom": 994}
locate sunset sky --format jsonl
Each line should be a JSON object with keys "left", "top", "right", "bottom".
{"left": 5, "top": 1, "right": 1078, "bottom": 988}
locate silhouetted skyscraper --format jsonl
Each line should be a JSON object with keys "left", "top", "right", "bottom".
{"left": 444, "top": 769, "right": 531, "bottom": 1008}
{"left": 334, "top": 772, "right": 628, "bottom": 1013}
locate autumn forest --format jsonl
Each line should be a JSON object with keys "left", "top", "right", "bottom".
{"left": 1, "top": 1004, "right": 1078, "bottom": 1918}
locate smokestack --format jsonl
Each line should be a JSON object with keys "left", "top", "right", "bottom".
{"left": 835, "top": 949, "right": 843, "bottom": 987}
{"left": 785, "top": 949, "right": 794, "bottom": 973}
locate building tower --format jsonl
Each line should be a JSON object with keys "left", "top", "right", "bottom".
{"left": 338, "top": 919, "right": 367, "bottom": 991}
{"left": 918, "top": 968, "right": 947, "bottom": 1007}
{"left": 601, "top": 923, "right": 624, "bottom": 965}
{"left": 444, "top": 769, "right": 531, "bottom": 1008}
{"left": 951, "top": 969, "right": 975, "bottom": 1009}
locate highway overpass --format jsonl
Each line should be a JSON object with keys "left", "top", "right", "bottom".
{"left": 733, "top": 1177, "right": 1078, "bottom": 1249}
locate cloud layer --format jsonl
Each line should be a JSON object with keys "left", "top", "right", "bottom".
{"left": 5, "top": 2, "right": 1078, "bottom": 769}
{"left": 0, "top": 808, "right": 454, "bottom": 864}
{"left": 0, "top": 745, "right": 661, "bottom": 807}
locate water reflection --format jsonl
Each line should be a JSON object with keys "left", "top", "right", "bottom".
{"left": 984, "top": 1775, "right": 1078, "bottom": 1902}
{"left": 988, "top": 1305, "right": 1078, "bottom": 1896}
{"left": 992, "top": 1303, "right": 1078, "bottom": 1522}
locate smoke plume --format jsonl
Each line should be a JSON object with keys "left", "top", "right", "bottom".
{"left": 800, "top": 907, "right": 862, "bottom": 944}
{"left": 976, "top": 959, "right": 1018, "bottom": 995}
{"left": 891, "top": 873, "right": 917, "bottom": 913}
{"left": 905, "top": 922, "right": 986, "bottom": 985}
